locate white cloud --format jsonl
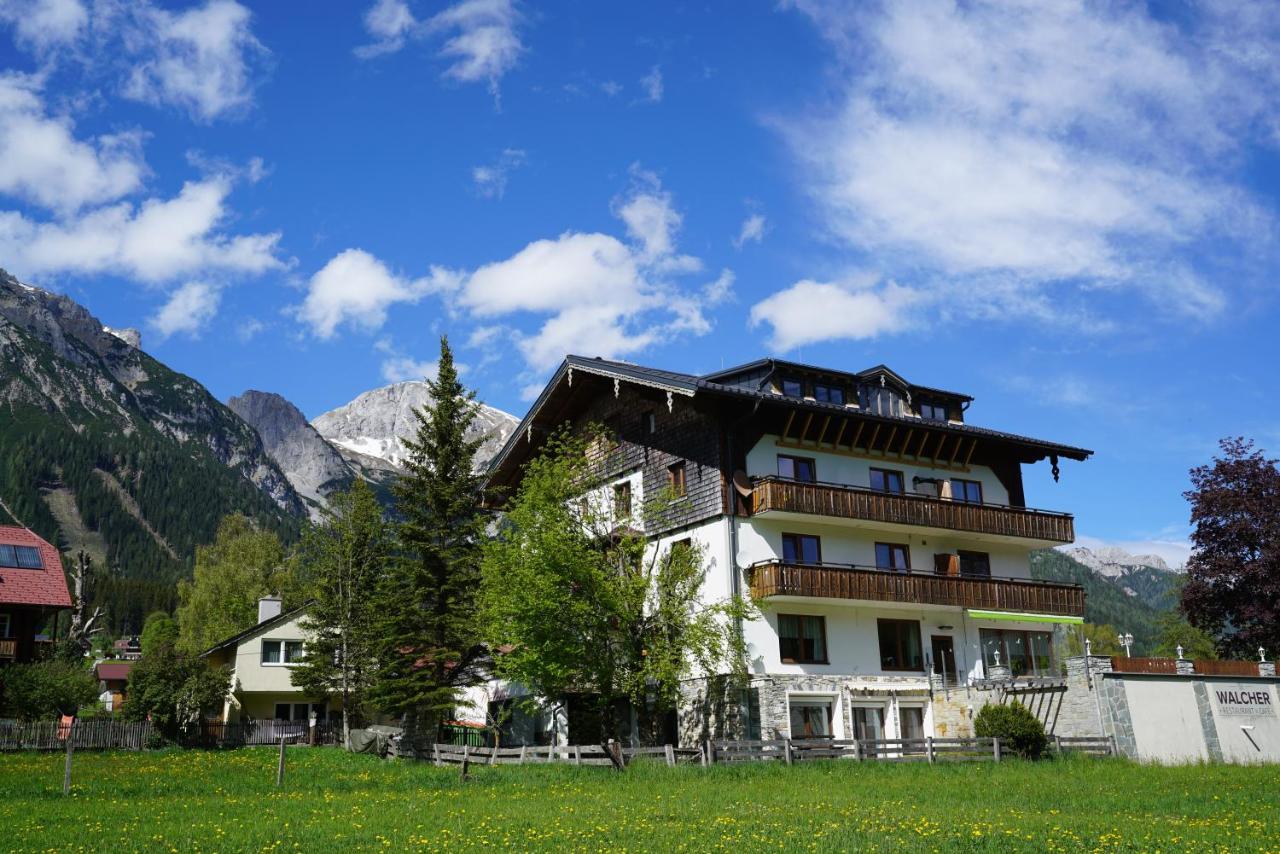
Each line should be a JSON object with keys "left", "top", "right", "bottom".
{"left": 149, "top": 280, "right": 220, "bottom": 339}
{"left": 296, "top": 248, "right": 459, "bottom": 339}
{"left": 472, "top": 148, "right": 526, "bottom": 199}
{"left": 0, "top": 174, "right": 285, "bottom": 283}
{"left": 773, "top": 0, "right": 1280, "bottom": 343}
{"left": 356, "top": 0, "right": 525, "bottom": 99}
{"left": 301, "top": 174, "right": 728, "bottom": 376}
{"left": 638, "top": 65, "right": 662, "bottom": 104}
{"left": 733, "top": 213, "right": 765, "bottom": 249}
{"left": 122, "top": 0, "right": 267, "bottom": 122}
{"left": 236, "top": 316, "right": 265, "bottom": 342}
{"left": 0, "top": 0, "right": 87, "bottom": 52}
{"left": 749, "top": 279, "right": 919, "bottom": 351}
{"left": 0, "top": 73, "right": 147, "bottom": 214}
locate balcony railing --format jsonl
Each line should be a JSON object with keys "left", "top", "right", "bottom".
{"left": 751, "top": 476, "right": 1075, "bottom": 544}
{"left": 0, "top": 639, "right": 15, "bottom": 659}
{"left": 748, "top": 560, "right": 1085, "bottom": 616}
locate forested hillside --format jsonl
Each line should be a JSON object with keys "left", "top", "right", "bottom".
{"left": 0, "top": 271, "right": 304, "bottom": 632}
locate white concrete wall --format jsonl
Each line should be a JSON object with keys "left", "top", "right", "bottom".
{"left": 745, "top": 434, "right": 1010, "bottom": 506}
{"left": 1125, "top": 678, "right": 1210, "bottom": 764}
{"left": 1208, "top": 681, "right": 1280, "bottom": 764}
{"left": 231, "top": 613, "right": 309, "bottom": 694}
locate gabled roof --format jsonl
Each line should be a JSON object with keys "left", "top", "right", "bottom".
{"left": 201, "top": 603, "right": 310, "bottom": 657}
{"left": 0, "top": 525, "right": 72, "bottom": 608}
{"left": 703, "top": 357, "right": 974, "bottom": 402}
{"left": 95, "top": 661, "right": 132, "bottom": 681}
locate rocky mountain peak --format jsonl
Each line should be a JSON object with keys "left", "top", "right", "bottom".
{"left": 1063, "top": 545, "right": 1177, "bottom": 577}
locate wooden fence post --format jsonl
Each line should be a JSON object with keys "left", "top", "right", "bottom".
{"left": 854, "top": 739, "right": 863, "bottom": 762}
{"left": 433, "top": 743, "right": 441, "bottom": 767}
{"left": 783, "top": 738, "right": 793, "bottom": 765}
{"left": 664, "top": 744, "right": 675, "bottom": 767}
{"left": 518, "top": 744, "right": 527, "bottom": 765}
{"left": 276, "top": 736, "right": 286, "bottom": 788}
{"left": 926, "top": 737, "right": 935, "bottom": 765}
{"left": 993, "top": 737, "right": 1002, "bottom": 763}
{"left": 1108, "top": 735, "right": 1117, "bottom": 757}
{"left": 705, "top": 740, "right": 715, "bottom": 765}
{"left": 1054, "top": 735, "right": 1062, "bottom": 755}
{"left": 62, "top": 723, "right": 73, "bottom": 796}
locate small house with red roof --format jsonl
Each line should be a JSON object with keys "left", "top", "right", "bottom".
{"left": 0, "top": 525, "right": 72, "bottom": 664}
{"left": 94, "top": 661, "right": 133, "bottom": 711}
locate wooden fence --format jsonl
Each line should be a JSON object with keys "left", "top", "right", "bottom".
{"left": 0, "top": 719, "right": 341, "bottom": 751}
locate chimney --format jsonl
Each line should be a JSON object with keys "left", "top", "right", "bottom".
{"left": 258, "top": 595, "right": 282, "bottom": 624}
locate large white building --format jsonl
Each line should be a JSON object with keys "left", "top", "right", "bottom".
{"left": 482, "top": 356, "right": 1091, "bottom": 746}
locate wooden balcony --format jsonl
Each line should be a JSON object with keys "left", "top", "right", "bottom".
{"left": 0, "top": 639, "right": 15, "bottom": 659}
{"left": 749, "top": 561, "right": 1085, "bottom": 616}
{"left": 751, "top": 477, "right": 1075, "bottom": 544}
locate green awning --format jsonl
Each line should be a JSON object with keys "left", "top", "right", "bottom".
{"left": 966, "top": 610, "right": 1084, "bottom": 625}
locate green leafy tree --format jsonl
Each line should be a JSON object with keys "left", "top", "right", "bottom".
{"left": 1154, "top": 612, "right": 1218, "bottom": 660}
{"left": 369, "top": 337, "right": 490, "bottom": 739}
{"left": 124, "top": 638, "right": 229, "bottom": 739}
{"left": 0, "top": 660, "right": 99, "bottom": 720}
{"left": 175, "top": 514, "right": 293, "bottom": 653}
{"left": 291, "top": 480, "right": 390, "bottom": 747}
{"left": 1065, "top": 622, "right": 1123, "bottom": 658}
{"left": 480, "top": 428, "right": 752, "bottom": 743}
{"left": 140, "top": 611, "right": 179, "bottom": 655}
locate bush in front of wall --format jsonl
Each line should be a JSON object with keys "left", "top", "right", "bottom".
{"left": 973, "top": 701, "right": 1048, "bottom": 759}
{"left": 0, "top": 660, "right": 99, "bottom": 720}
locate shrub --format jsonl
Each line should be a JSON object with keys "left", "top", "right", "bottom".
{"left": 973, "top": 701, "right": 1048, "bottom": 759}
{"left": 0, "top": 660, "right": 99, "bottom": 720}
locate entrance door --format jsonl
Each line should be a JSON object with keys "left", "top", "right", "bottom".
{"left": 931, "top": 635, "right": 957, "bottom": 685}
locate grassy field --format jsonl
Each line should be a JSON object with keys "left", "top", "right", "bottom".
{"left": 1, "top": 748, "right": 1278, "bottom": 852}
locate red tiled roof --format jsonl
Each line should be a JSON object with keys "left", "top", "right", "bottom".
{"left": 95, "top": 662, "right": 132, "bottom": 681}
{"left": 0, "top": 526, "right": 72, "bottom": 608}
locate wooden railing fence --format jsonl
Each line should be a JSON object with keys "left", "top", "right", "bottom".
{"left": 0, "top": 719, "right": 340, "bottom": 751}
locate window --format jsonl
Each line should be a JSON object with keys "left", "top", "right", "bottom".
{"left": 919, "top": 401, "right": 948, "bottom": 421}
{"left": 667, "top": 462, "right": 686, "bottom": 497}
{"left": 0, "top": 544, "right": 42, "bottom": 569}
{"left": 777, "top": 455, "right": 816, "bottom": 482}
{"left": 951, "top": 478, "right": 983, "bottom": 504}
{"left": 875, "top": 542, "right": 910, "bottom": 571}
{"left": 274, "top": 703, "right": 290, "bottom": 720}
{"left": 262, "top": 640, "right": 304, "bottom": 665}
{"left": 813, "top": 383, "right": 844, "bottom": 405}
{"left": 777, "top": 614, "right": 827, "bottom": 664}
{"left": 613, "top": 481, "right": 632, "bottom": 519}
{"left": 869, "top": 468, "right": 904, "bottom": 494}
{"left": 878, "top": 619, "right": 924, "bottom": 671}
{"left": 781, "top": 533, "right": 821, "bottom": 564}
{"left": 274, "top": 703, "right": 317, "bottom": 721}
{"left": 640, "top": 411, "right": 656, "bottom": 434}
{"left": 899, "top": 706, "right": 926, "bottom": 748}
{"left": 958, "top": 550, "right": 991, "bottom": 578}
{"left": 852, "top": 706, "right": 885, "bottom": 741}
{"left": 781, "top": 377, "right": 804, "bottom": 397}
{"left": 981, "top": 628, "right": 1054, "bottom": 677}
{"left": 0, "top": 613, "right": 9, "bottom": 639}
{"left": 788, "top": 697, "right": 833, "bottom": 739}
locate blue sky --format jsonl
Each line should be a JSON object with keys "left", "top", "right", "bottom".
{"left": 2, "top": 0, "right": 1279, "bottom": 565}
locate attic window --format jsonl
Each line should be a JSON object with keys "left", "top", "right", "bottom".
{"left": 781, "top": 378, "right": 804, "bottom": 398}
{"left": 0, "top": 545, "right": 42, "bottom": 569}
{"left": 919, "top": 401, "right": 948, "bottom": 421}
{"left": 813, "top": 383, "right": 844, "bottom": 405}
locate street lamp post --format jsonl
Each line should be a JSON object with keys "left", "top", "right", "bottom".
{"left": 1118, "top": 632, "right": 1134, "bottom": 658}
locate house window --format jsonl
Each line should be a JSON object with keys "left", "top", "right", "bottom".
{"left": 899, "top": 706, "right": 926, "bottom": 749}
{"left": 958, "top": 550, "right": 991, "bottom": 578}
{"left": 0, "top": 544, "right": 42, "bottom": 569}
{"left": 613, "top": 481, "right": 632, "bottom": 519}
{"left": 852, "top": 706, "right": 885, "bottom": 741}
{"left": 274, "top": 702, "right": 316, "bottom": 721}
{"left": 813, "top": 383, "right": 844, "bottom": 405}
{"left": 641, "top": 410, "right": 656, "bottom": 434}
{"left": 781, "top": 377, "right": 804, "bottom": 398}
{"left": 777, "top": 455, "right": 816, "bottom": 482}
{"left": 878, "top": 619, "right": 924, "bottom": 671}
{"left": 262, "top": 640, "right": 304, "bottom": 665}
{"left": 875, "top": 542, "right": 910, "bottom": 571}
{"left": 919, "top": 401, "right": 948, "bottom": 421}
{"left": 869, "top": 468, "right": 904, "bottom": 494}
{"left": 951, "top": 478, "right": 983, "bottom": 504}
{"left": 777, "top": 614, "right": 827, "bottom": 664}
{"left": 0, "top": 613, "right": 9, "bottom": 638}
{"left": 667, "top": 462, "right": 687, "bottom": 497}
{"left": 781, "top": 533, "right": 821, "bottom": 564}
{"left": 980, "top": 628, "right": 1054, "bottom": 677}
{"left": 788, "top": 697, "right": 833, "bottom": 739}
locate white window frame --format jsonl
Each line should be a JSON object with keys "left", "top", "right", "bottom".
{"left": 785, "top": 691, "right": 842, "bottom": 739}
{"left": 261, "top": 639, "right": 305, "bottom": 667}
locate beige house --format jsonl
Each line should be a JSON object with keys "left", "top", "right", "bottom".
{"left": 203, "top": 597, "right": 338, "bottom": 723}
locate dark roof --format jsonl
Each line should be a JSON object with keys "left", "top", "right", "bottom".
{"left": 0, "top": 525, "right": 72, "bottom": 608}
{"left": 201, "top": 603, "right": 310, "bottom": 657}
{"left": 704, "top": 357, "right": 974, "bottom": 402}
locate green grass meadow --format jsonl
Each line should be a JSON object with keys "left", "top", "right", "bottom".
{"left": 1, "top": 747, "right": 1277, "bottom": 851}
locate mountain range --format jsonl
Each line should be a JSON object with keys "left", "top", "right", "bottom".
{"left": 0, "top": 270, "right": 517, "bottom": 630}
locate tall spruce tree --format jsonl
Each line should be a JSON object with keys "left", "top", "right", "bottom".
{"left": 369, "top": 336, "right": 489, "bottom": 741}
{"left": 291, "top": 480, "right": 389, "bottom": 747}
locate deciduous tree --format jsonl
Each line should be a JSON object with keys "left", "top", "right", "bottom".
{"left": 480, "top": 428, "right": 752, "bottom": 743}
{"left": 1182, "top": 438, "right": 1280, "bottom": 659}
{"left": 291, "top": 480, "right": 389, "bottom": 747}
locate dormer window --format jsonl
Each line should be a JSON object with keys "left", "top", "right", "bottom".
{"left": 919, "top": 401, "right": 948, "bottom": 421}
{"left": 813, "top": 383, "right": 844, "bottom": 405}
{"left": 781, "top": 377, "right": 804, "bottom": 398}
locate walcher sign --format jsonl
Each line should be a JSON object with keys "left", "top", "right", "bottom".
{"left": 1211, "top": 685, "right": 1277, "bottom": 717}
